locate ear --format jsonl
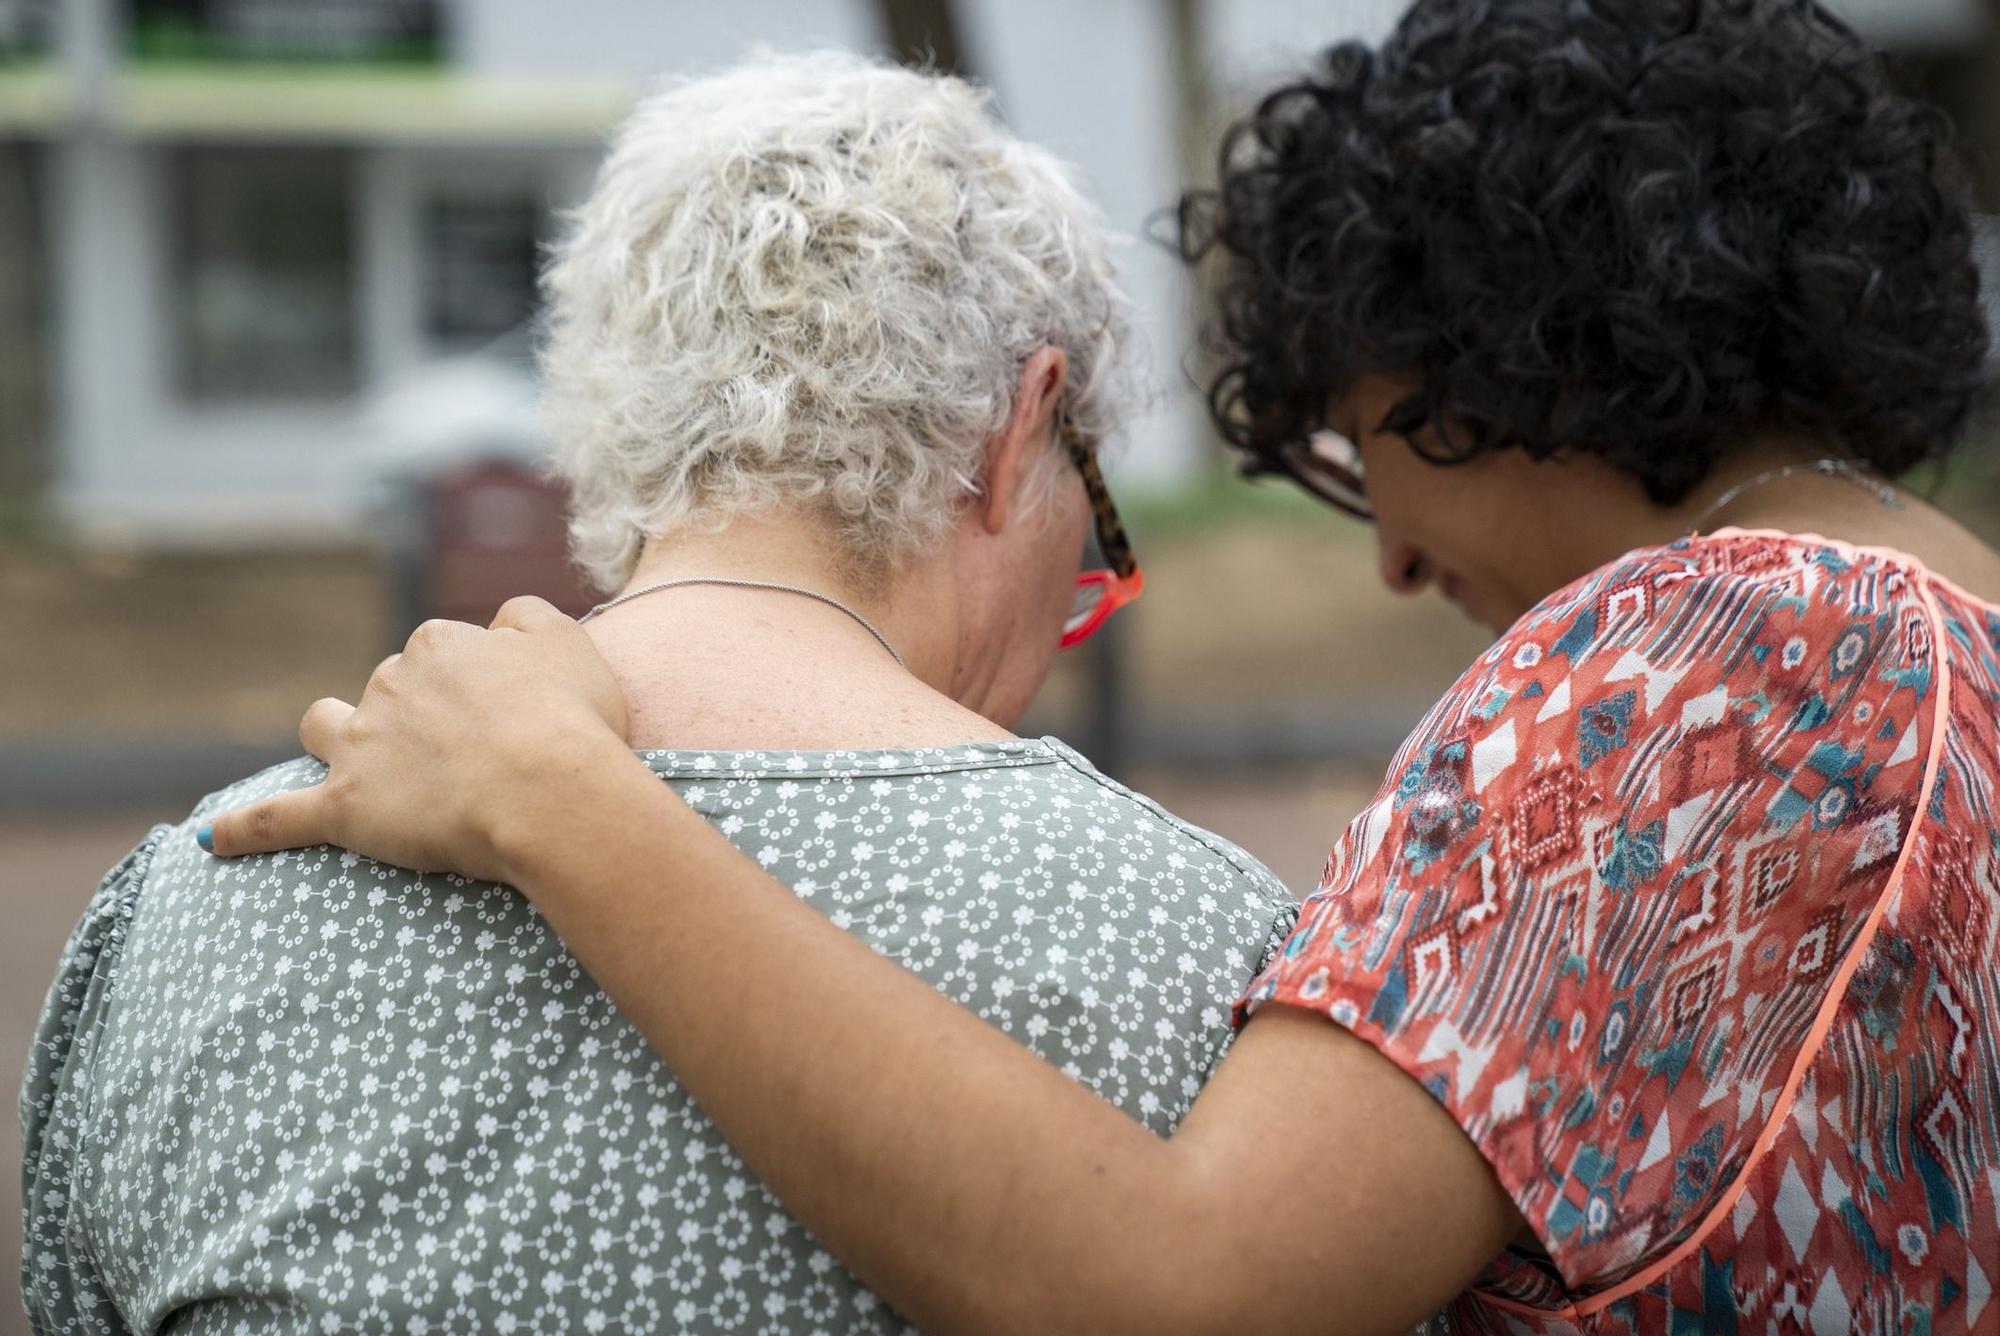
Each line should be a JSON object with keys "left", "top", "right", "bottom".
{"left": 978, "top": 347, "right": 1070, "bottom": 537}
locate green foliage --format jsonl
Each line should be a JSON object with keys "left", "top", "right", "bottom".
{"left": 1119, "top": 469, "right": 1358, "bottom": 545}
{"left": 0, "top": 491, "right": 51, "bottom": 549}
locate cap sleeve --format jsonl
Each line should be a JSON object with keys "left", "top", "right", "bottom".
{"left": 1237, "top": 538, "right": 1943, "bottom": 1302}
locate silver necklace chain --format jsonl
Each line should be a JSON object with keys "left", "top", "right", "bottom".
{"left": 1686, "top": 458, "right": 1904, "bottom": 536}
{"left": 578, "top": 576, "right": 906, "bottom": 669}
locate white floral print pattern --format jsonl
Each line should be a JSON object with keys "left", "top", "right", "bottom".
{"left": 22, "top": 738, "right": 1296, "bottom": 1334}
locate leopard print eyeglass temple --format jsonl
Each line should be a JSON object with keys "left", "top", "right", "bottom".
{"left": 1058, "top": 415, "right": 1145, "bottom": 649}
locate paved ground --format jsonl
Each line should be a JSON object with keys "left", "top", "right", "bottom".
{"left": 0, "top": 765, "right": 1382, "bottom": 1332}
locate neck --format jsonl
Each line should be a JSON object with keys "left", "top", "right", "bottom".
{"left": 1553, "top": 433, "right": 1869, "bottom": 577}
{"left": 1668, "top": 434, "right": 1877, "bottom": 536}
{"left": 1529, "top": 429, "right": 2000, "bottom": 614}
{"left": 590, "top": 511, "right": 959, "bottom": 694}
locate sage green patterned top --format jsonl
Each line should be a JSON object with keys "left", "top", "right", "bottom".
{"left": 23, "top": 738, "right": 1296, "bottom": 1334}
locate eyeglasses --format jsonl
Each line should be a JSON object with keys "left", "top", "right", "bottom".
{"left": 1253, "top": 429, "right": 1373, "bottom": 522}
{"left": 1058, "top": 416, "right": 1145, "bottom": 649}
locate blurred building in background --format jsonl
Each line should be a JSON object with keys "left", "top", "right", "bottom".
{"left": 0, "top": 0, "right": 1213, "bottom": 547}
{"left": 0, "top": 0, "right": 1992, "bottom": 546}
{"left": 0, "top": 0, "right": 1993, "bottom": 796}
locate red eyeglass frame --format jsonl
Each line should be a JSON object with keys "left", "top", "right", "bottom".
{"left": 1058, "top": 418, "right": 1145, "bottom": 650}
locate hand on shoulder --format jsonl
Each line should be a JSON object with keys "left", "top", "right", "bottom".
{"left": 203, "top": 597, "right": 640, "bottom": 883}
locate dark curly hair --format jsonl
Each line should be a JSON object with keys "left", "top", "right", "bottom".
{"left": 1180, "top": 0, "right": 1991, "bottom": 503}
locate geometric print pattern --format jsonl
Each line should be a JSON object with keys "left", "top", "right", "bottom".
{"left": 1241, "top": 530, "right": 2000, "bottom": 1334}
{"left": 22, "top": 738, "right": 1298, "bottom": 1334}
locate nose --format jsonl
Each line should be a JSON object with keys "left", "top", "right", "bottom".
{"left": 1376, "top": 536, "right": 1433, "bottom": 597}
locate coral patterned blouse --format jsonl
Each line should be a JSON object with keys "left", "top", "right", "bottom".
{"left": 1240, "top": 530, "right": 2000, "bottom": 1334}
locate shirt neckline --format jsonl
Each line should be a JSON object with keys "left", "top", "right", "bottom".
{"left": 1697, "top": 525, "right": 2000, "bottom": 616}
{"left": 634, "top": 736, "right": 1061, "bottom": 780}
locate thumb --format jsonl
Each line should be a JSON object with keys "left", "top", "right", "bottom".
{"left": 200, "top": 787, "right": 340, "bottom": 859}
{"left": 490, "top": 594, "right": 573, "bottom": 635}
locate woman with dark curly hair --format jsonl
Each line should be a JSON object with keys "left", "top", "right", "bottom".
{"left": 200, "top": 1, "right": 2000, "bottom": 1331}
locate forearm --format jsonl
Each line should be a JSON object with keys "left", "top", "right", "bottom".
{"left": 497, "top": 751, "right": 1234, "bottom": 1333}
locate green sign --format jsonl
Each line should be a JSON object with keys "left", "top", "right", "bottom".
{"left": 128, "top": 0, "right": 443, "bottom": 64}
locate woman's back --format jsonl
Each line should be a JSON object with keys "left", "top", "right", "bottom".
{"left": 1244, "top": 530, "right": 2000, "bottom": 1332}
{"left": 22, "top": 740, "right": 1295, "bottom": 1333}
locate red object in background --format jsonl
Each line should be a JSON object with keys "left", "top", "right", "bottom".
{"left": 419, "top": 459, "right": 596, "bottom": 627}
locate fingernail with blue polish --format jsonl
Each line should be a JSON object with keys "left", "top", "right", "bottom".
{"left": 196, "top": 823, "right": 214, "bottom": 852}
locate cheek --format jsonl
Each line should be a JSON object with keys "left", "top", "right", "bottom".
{"left": 1373, "top": 463, "right": 1507, "bottom": 572}
{"left": 1037, "top": 489, "right": 1090, "bottom": 608}
{"left": 1061, "top": 507, "right": 1090, "bottom": 579}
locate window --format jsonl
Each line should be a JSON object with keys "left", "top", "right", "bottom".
{"left": 422, "top": 197, "right": 544, "bottom": 350}
{"left": 0, "top": 0, "right": 54, "bottom": 61}
{"left": 173, "top": 146, "right": 357, "bottom": 401}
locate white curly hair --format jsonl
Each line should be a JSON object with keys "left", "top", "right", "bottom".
{"left": 541, "top": 48, "right": 1140, "bottom": 592}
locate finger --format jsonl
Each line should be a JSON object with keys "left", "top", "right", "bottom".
{"left": 407, "top": 618, "right": 471, "bottom": 652}
{"left": 298, "top": 696, "right": 355, "bottom": 762}
{"left": 491, "top": 595, "right": 573, "bottom": 634}
{"left": 364, "top": 653, "right": 402, "bottom": 697}
{"left": 200, "top": 788, "right": 337, "bottom": 859}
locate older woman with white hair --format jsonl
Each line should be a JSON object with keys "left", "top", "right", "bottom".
{"left": 22, "top": 50, "right": 1295, "bottom": 1334}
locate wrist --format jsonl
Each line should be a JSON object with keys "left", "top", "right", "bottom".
{"left": 485, "top": 730, "right": 666, "bottom": 891}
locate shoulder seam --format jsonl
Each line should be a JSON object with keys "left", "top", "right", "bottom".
{"left": 1040, "top": 740, "right": 1296, "bottom": 906}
